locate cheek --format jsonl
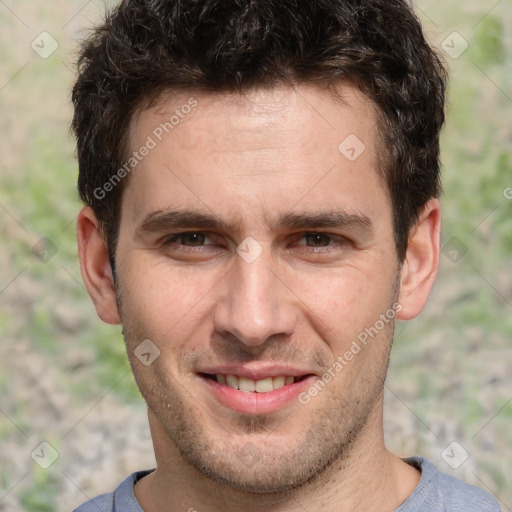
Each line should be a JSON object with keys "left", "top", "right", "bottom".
{"left": 288, "top": 265, "right": 396, "bottom": 347}
{"left": 118, "top": 257, "right": 220, "bottom": 344}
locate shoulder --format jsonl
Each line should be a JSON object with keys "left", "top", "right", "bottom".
{"left": 404, "top": 457, "right": 501, "bottom": 512}
{"left": 72, "top": 470, "right": 153, "bottom": 512}
{"left": 73, "top": 491, "right": 114, "bottom": 512}
{"left": 436, "top": 467, "right": 501, "bottom": 511}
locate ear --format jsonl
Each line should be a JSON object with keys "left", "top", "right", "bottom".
{"left": 77, "top": 206, "right": 121, "bottom": 325}
{"left": 397, "top": 199, "right": 441, "bottom": 321}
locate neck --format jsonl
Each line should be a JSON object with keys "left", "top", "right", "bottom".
{"left": 135, "top": 398, "right": 420, "bottom": 512}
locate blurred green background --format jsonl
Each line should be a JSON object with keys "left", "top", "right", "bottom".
{"left": 1, "top": 1, "right": 511, "bottom": 510}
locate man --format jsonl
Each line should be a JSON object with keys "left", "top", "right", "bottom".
{"left": 72, "top": 0, "right": 501, "bottom": 510}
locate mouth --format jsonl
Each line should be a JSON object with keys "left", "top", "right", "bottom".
{"left": 196, "top": 371, "right": 316, "bottom": 414}
{"left": 199, "top": 373, "right": 311, "bottom": 393}
{"left": 200, "top": 373, "right": 309, "bottom": 393}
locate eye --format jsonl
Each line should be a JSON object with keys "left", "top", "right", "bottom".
{"left": 164, "top": 231, "right": 211, "bottom": 247}
{"left": 302, "top": 232, "right": 333, "bottom": 247}
{"left": 290, "top": 231, "right": 352, "bottom": 258}
{"left": 295, "top": 232, "right": 338, "bottom": 248}
{"left": 159, "top": 231, "right": 225, "bottom": 262}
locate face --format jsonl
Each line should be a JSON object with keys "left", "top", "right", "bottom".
{"left": 114, "top": 84, "right": 401, "bottom": 492}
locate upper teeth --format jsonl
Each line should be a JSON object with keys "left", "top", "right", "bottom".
{"left": 217, "top": 374, "right": 295, "bottom": 392}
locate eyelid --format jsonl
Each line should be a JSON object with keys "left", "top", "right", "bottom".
{"left": 294, "top": 231, "right": 347, "bottom": 244}
{"left": 161, "top": 230, "right": 350, "bottom": 251}
{"left": 303, "top": 231, "right": 333, "bottom": 239}
{"left": 163, "top": 231, "right": 215, "bottom": 246}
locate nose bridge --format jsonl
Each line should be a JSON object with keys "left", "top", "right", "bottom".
{"left": 213, "top": 253, "right": 296, "bottom": 347}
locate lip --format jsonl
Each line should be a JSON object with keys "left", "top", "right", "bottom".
{"left": 196, "top": 371, "right": 317, "bottom": 415}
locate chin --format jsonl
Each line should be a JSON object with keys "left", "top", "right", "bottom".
{"left": 193, "top": 457, "right": 318, "bottom": 495}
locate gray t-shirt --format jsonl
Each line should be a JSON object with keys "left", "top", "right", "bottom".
{"left": 73, "top": 457, "right": 501, "bottom": 511}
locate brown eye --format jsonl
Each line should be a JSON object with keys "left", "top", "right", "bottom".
{"left": 304, "top": 233, "right": 332, "bottom": 247}
{"left": 176, "top": 232, "right": 206, "bottom": 246}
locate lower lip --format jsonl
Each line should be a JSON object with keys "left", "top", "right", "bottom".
{"left": 198, "top": 375, "right": 316, "bottom": 415}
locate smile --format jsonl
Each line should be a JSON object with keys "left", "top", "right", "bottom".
{"left": 202, "top": 373, "right": 310, "bottom": 393}
{"left": 197, "top": 372, "right": 316, "bottom": 414}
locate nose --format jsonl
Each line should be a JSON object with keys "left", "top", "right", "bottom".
{"left": 212, "top": 252, "right": 297, "bottom": 348}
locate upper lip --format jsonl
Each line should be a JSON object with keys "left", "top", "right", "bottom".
{"left": 197, "top": 364, "right": 316, "bottom": 380}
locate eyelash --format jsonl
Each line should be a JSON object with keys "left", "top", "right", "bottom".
{"left": 162, "top": 232, "right": 214, "bottom": 252}
{"left": 162, "top": 231, "right": 346, "bottom": 251}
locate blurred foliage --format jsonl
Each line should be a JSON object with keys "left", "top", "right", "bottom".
{"left": 19, "top": 467, "right": 58, "bottom": 512}
{"left": 472, "top": 16, "right": 505, "bottom": 67}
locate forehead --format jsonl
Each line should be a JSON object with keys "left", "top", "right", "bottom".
{"left": 122, "top": 83, "right": 389, "bottom": 230}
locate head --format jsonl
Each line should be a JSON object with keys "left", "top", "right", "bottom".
{"left": 73, "top": 0, "right": 446, "bottom": 266}
{"left": 74, "top": 0, "right": 446, "bottom": 496}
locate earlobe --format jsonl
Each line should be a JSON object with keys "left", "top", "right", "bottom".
{"left": 77, "top": 207, "right": 121, "bottom": 325}
{"left": 397, "top": 199, "right": 441, "bottom": 321}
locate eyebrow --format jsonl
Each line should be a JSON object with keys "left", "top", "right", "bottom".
{"left": 276, "top": 211, "right": 373, "bottom": 233}
{"left": 136, "top": 209, "right": 232, "bottom": 234}
{"left": 135, "top": 208, "right": 374, "bottom": 237}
